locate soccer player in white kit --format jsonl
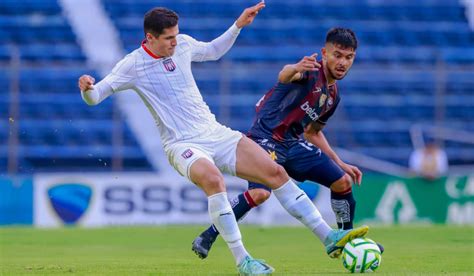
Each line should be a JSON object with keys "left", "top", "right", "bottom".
{"left": 78, "top": 2, "right": 368, "bottom": 275}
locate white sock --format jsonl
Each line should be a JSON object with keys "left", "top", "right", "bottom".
{"left": 273, "top": 180, "right": 332, "bottom": 243}
{"left": 208, "top": 192, "right": 249, "bottom": 264}
{"left": 314, "top": 222, "right": 332, "bottom": 243}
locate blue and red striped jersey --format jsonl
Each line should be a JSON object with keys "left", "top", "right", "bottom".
{"left": 248, "top": 62, "right": 340, "bottom": 141}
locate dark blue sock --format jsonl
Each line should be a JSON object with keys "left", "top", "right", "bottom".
{"left": 205, "top": 192, "right": 255, "bottom": 238}
{"left": 331, "top": 188, "right": 356, "bottom": 230}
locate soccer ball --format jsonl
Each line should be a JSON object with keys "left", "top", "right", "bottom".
{"left": 342, "top": 238, "right": 382, "bottom": 273}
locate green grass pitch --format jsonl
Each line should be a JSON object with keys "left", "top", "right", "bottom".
{"left": 1, "top": 225, "right": 473, "bottom": 275}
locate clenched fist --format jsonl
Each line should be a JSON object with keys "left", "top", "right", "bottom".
{"left": 78, "top": 75, "right": 95, "bottom": 91}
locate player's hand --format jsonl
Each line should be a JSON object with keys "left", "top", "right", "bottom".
{"left": 338, "top": 162, "right": 363, "bottom": 185}
{"left": 279, "top": 54, "right": 319, "bottom": 83}
{"left": 78, "top": 75, "right": 95, "bottom": 91}
{"left": 293, "top": 53, "right": 320, "bottom": 73}
{"left": 235, "top": 1, "right": 265, "bottom": 28}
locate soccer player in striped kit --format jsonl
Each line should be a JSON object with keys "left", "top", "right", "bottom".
{"left": 193, "top": 27, "right": 383, "bottom": 260}
{"left": 78, "top": 3, "right": 368, "bottom": 275}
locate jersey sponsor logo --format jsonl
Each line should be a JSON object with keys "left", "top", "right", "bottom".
{"left": 163, "top": 58, "right": 176, "bottom": 72}
{"left": 181, "top": 149, "right": 194, "bottom": 159}
{"left": 300, "top": 101, "right": 319, "bottom": 121}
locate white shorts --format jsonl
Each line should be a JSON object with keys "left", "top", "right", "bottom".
{"left": 165, "top": 126, "right": 243, "bottom": 180}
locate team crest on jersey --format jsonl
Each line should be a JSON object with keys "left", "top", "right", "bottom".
{"left": 163, "top": 58, "right": 176, "bottom": 72}
{"left": 328, "top": 97, "right": 333, "bottom": 106}
{"left": 319, "top": 94, "right": 327, "bottom": 107}
{"left": 181, "top": 149, "right": 194, "bottom": 159}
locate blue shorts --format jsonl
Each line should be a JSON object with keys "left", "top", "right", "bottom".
{"left": 248, "top": 137, "right": 345, "bottom": 192}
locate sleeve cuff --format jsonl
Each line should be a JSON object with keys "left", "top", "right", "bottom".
{"left": 81, "top": 88, "right": 99, "bottom": 105}
{"left": 230, "top": 22, "right": 242, "bottom": 35}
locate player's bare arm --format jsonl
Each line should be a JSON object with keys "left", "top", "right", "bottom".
{"left": 304, "top": 122, "right": 362, "bottom": 185}
{"left": 235, "top": 1, "right": 266, "bottom": 28}
{"left": 278, "top": 54, "right": 320, "bottom": 83}
{"left": 78, "top": 75, "right": 95, "bottom": 91}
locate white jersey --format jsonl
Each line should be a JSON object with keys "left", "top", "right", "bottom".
{"left": 82, "top": 23, "right": 241, "bottom": 148}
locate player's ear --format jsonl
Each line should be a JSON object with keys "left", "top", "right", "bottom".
{"left": 321, "top": 47, "right": 327, "bottom": 61}
{"left": 146, "top": 32, "right": 156, "bottom": 42}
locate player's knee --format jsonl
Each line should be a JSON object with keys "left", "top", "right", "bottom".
{"left": 269, "top": 163, "right": 289, "bottom": 183}
{"left": 258, "top": 163, "right": 289, "bottom": 189}
{"left": 249, "top": 189, "right": 271, "bottom": 205}
{"left": 331, "top": 174, "right": 352, "bottom": 193}
{"left": 201, "top": 173, "right": 225, "bottom": 193}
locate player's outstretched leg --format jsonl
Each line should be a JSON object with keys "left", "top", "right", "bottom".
{"left": 190, "top": 157, "right": 274, "bottom": 274}
{"left": 192, "top": 191, "right": 257, "bottom": 259}
{"left": 272, "top": 179, "right": 369, "bottom": 259}
{"left": 324, "top": 225, "right": 369, "bottom": 258}
{"left": 208, "top": 192, "right": 273, "bottom": 275}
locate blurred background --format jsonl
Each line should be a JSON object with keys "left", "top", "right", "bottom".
{"left": 1, "top": 0, "right": 473, "bottom": 227}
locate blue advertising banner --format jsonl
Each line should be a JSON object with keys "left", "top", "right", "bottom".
{"left": 0, "top": 176, "right": 33, "bottom": 225}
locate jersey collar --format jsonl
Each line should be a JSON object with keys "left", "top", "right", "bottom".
{"left": 141, "top": 40, "right": 163, "bottom": 59}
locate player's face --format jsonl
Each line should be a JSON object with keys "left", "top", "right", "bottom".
{"left": 322, "top": 43, "right": 356, "bottom": 82}
{"left": 146, "top": 25, "right": 179, "bottom": 57}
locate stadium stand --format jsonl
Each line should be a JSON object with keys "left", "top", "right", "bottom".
{"left": 1, "top": 0, "right": 473, "bottom": 172}
{"left": 0, "top": 0, "right": 152, "bottom": 172}
{"left": 101, "top": 0, "right": 474, "bottom": 166}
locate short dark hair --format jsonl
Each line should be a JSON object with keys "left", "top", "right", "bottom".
{"left": 325, "top": 28, "right": 358, "bottom": 50}
{"left": 144, "top": 7, "right": 179, "bottom": 37}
